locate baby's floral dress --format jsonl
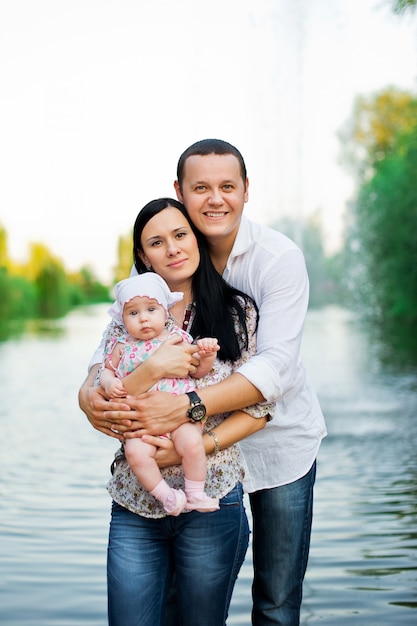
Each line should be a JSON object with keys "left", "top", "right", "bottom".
{"left": 105, "top": 326, "right": 198, "bottom": 395}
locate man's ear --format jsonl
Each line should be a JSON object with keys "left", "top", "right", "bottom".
{"left": 244, "top": 177, "right": 249, "bottom": 203}
{"left": 174, "top": 180, "right": 183, "bottom": 202}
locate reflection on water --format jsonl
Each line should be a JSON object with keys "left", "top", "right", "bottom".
{"left": 0, "top": 305, "right": 416, "bottom": 625}
{"left": 298, "top": 307, "right": 417, "bottom": 626}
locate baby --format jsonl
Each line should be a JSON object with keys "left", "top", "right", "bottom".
{"left": 100, "top": 273, "right": 220, "bottom": 516}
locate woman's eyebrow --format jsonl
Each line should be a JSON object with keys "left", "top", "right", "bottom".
{"left": 145, "top": 227, "right": 188, "bottom": 243}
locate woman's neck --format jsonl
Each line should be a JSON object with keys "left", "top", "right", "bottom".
{"left": 167, "top": 283, "right": 193, "bottom": 327}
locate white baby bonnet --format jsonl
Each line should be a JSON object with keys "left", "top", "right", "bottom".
{"left": 108, "top": 274, "right": 183, "bottom": 323}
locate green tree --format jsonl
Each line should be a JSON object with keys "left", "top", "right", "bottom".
{"left": 27, "top": 243, "right": 71, "bottom": 317}
{"left": 355, "top": 126, "right": 417, "bottom": 325}
{"left": 341, "top": 88, "right": 417, "bottom": 353}
{"left": 391, "top": 0, "right": 417, "bottom": 15}
{"left": 339, "top": 87, "right": 417, "bottom": 177}
{"left": 68, "top": 266, "right": 111, "bottom": 305}
{"left": 0, "top": 227, "right": 111, "bottom": 334}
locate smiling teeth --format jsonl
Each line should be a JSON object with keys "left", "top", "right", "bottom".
{"left": 205, "top": 212, "right": 226, "bottom": 218}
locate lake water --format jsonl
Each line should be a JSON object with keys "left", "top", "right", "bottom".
{"left": 0, "top": 305, "right": 416, "bottom": 625}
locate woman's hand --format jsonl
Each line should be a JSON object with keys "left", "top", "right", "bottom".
{"left": 122, "top": 334, "right": 200, "bottom": 396}
{"left": 155, "top": 333, "right": 201, "bottom": 377}
{"left": 140, "top": 435, "right": 182, "bottom": 468}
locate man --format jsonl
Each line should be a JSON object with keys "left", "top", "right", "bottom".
{"left": 79, "top": 139, "right": 326, "bottom": 625}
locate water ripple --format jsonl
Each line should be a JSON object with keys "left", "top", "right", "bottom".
{"left": 1, "top": 306, "right": 416, "bottom": 625}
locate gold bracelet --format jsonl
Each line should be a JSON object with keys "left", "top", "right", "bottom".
{"left": 207, "top": 430, "right": 220, "bottom": 456}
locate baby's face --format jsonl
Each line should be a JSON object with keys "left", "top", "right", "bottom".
{"left": 122, "top": 296, "right": 167, "bottom": 340}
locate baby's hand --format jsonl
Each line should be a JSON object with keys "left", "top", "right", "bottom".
{"left": 196, "top": 337, "right": 220, "bottom": 356}
{"left": 106, "top": 379, "right": 127, "bottom": 399}
{"left": 191, "top": 338, "right": 219, "bottom": 378}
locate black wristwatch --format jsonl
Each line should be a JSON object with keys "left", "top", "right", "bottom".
{"left": 186, "top": 391, "right": 206, "bottom": 422}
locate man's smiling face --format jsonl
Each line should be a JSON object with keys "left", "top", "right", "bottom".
{"left": 175, "top": 153, "right": 249, "bottom": 248}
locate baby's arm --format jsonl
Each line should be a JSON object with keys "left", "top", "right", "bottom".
{"left": 193, "top": 338, "right": 220, "bottom": 378}
{"left": 100, "top": 344, "right": 127, "bottom": 399}
{"left": 100, "top": 368, "right": 126, "bottom": 398}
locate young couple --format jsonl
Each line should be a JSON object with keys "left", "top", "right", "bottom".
{"left": 79, "top": 139, "right": 327, "bottom": 626}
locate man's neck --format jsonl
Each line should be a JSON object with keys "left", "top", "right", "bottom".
{"left": 207, "top": 237, "right": 234, "bottom": 276}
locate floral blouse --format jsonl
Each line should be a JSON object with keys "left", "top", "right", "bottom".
{"left": 102, "top": 296, "right": 272, "bottom": 519}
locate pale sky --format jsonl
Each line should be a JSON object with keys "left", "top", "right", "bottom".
{"left": 1, "top": 0, "right": 416, "bottom": 282}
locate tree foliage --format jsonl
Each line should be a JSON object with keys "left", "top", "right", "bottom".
{"left": 342, "top": 87, "right": 417, "bottom": 352}
{"left": 340, "top": 87, "right": 417, "bottom": 177}
{"left": 391, "top": 0, "right": 417, "bottom": 15}
{"left": 0, "top": 227, "right": 111, "bottom": 336}
{"left": 355, "top": 126, "right": 417, "bottom": 324}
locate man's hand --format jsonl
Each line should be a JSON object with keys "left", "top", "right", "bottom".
{"left": 103, "top": 390, "right": 190, "bottom": 437}
{"left": 78, "top": 374, "right": 130, "bottom": 441}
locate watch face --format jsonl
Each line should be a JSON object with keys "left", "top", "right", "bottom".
{"left": 190, "top": 404, "right": 206, "bottom": 421}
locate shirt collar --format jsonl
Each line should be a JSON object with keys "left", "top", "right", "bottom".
{"left": 227, "top": 216, "right": 252, "bottom": 264}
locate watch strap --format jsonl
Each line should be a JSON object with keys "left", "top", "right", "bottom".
{"left": 186, "top": 391, "right": 200, "bottom": 405}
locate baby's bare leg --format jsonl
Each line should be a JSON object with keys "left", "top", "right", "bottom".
{"left": 124, "top": 438, "right": 162, "bottom": 491}
{"left": 125, "top": 437, "right": 187, "bottom": 516}
{"left": 171, "top": 422, "right": 207, "bottom": 480}
{"left": 171, "top": 424, "right": 219, "bottom": 512}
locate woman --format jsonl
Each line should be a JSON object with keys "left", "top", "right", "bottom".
{"left": 85, "top": 198, "right": 271, "bottom": 626}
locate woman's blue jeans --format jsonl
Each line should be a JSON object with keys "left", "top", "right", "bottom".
{"left": 249, "top": 461, "right": 316, "bottom": 626}
{"left": 107, "top": 483, "right": 249, "bottom": 626}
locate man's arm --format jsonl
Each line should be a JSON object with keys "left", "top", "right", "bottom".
{"left": 104, "top": 367, "right": 264, "bottom": 438}
{"left": 234, "top": 247, "right": 309, "bottom": 402}
{"left": 78, "top": 365, "right": 128, "bottom": 440}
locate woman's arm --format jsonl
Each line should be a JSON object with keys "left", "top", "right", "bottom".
{"left": 203, "top": 410, "right": 268, "bottom": 455}
{"left": 141, "top": 409, "right": 268, "bottom": 468}
{"left": 115, "top": 333, "right": 200, "bottom": 394}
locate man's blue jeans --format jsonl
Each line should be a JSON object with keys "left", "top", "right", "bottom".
{"left": 249, "top": 461, "right": 316, "bottom": 626}
{"left": 107, "top": 483, "right": 249, "bottom": 626}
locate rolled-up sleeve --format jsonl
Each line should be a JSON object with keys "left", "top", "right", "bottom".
{"left": 236, "top": 248, "right": 309, "bottom": 403}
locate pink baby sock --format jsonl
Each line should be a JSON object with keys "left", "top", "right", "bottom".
{"left": 150, "top": 479, "right": 186, "bottom": 516}
{"left": 184, "top": 478, "right": 207, "bottom": 499}
{"left": 184, "top": 478, "right": 219, "bottom": 512}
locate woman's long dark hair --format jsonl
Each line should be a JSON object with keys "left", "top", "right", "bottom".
{"left": 133, "top": 198, "right": 256, "bottom": 362}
